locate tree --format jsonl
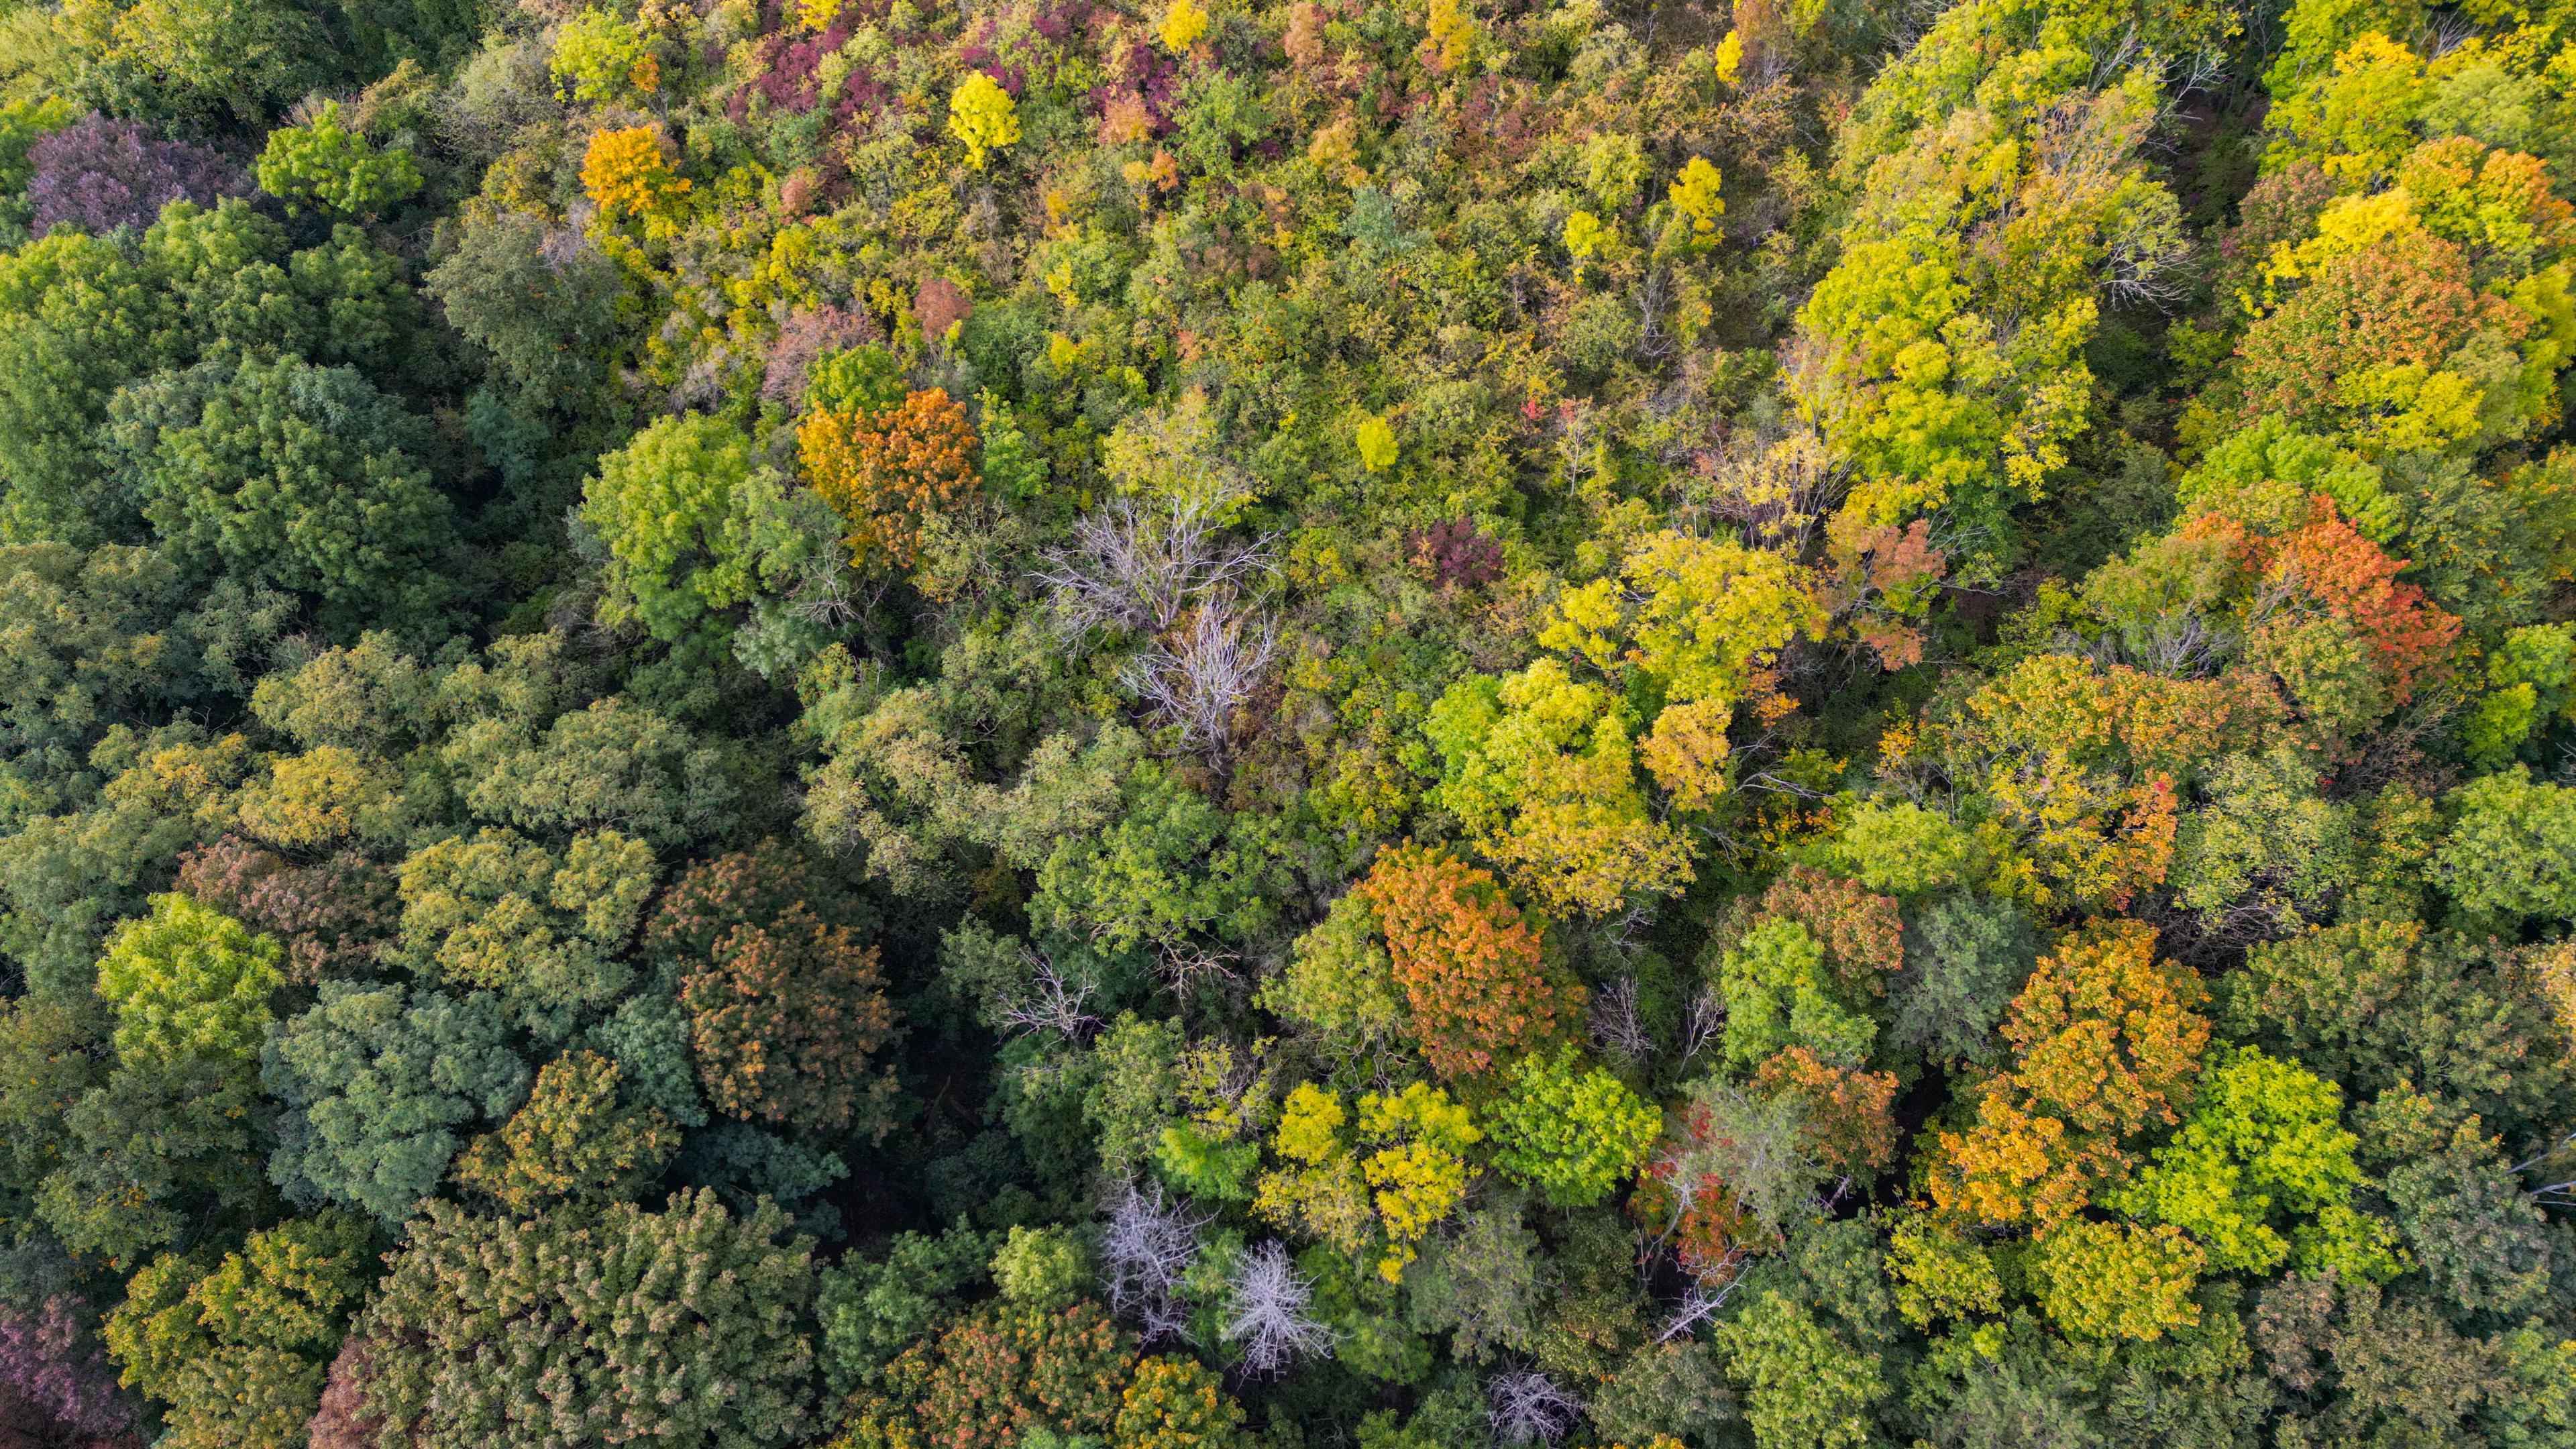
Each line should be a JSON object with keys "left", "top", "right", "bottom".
{"left": 106, "top": 356, "right": 455, "bottom": 637}
{"left": 1712, "top": 1290, "right": 1886, "bottom": 1449}
{"left": 55, "top": 0, "right": 325, "bottom": 127}
{"left": 1357, "top": 843, "right": 1578, "bottom": 1079}
{"left": 949, "top": 73, "right": 1020, "bottom": 169}
{"left": 1886, "top": 894, "right": 2037, "bottom": 1067}
{"left": 1254, "top": 1081, "right": 1481, "bottom": 1282}
{"left": 1222, "top": 1239, "right": 1332, "bottom": 1375}
{"left": 421, "top": 211, "right": 623, "bottom": 400}
{"left": 262, "top": 981, "right": 528, "bottom": 1222}
{"left": 875, "top": 1299, "right": 1136, "bottom": 1449}
{"left": 394, "top": 827, "right": 654, "bottom": 1039}
{"left": 28, "top": 892, "right": 283, "bottom": 1267}
{"left": 174, "top": 837, "right": 397, "bottom": 983}
{"left": 252, "top": 101, "right": 419, "bottom": 217}
{"left": 2110, "top": 1048, "right": 2385, "bottom": 1277}
{"left": 2437, "top": 766, "right": 2576, "bottom": 922}
{"left": 581, "top": 413, "right": 765, "bottom": 650}
{"left": 1541, "top": 529, "right": 1822, "bottom": 739}
{"left": 1427, "top": 660, "right": 1693, "bottom": 914}
{"left": 1260, "top": 888, "right": 1407, "bottom": 1053}
{"left": 798, "top": 388, "right": 980, "bottom": 570}
{"left": 2027, "top": 1220, "right": 2206, "bottom": 1342}
{"left": 25, "top": 111, "right": 235, "bottom": 235}
{"left": 1484, "top": 1048, "right": 1660, "bottom": 1207}
{"left": 351, "top": 1190, "right": 822, "bottom": 1449}
{"left": 816, "top": 1222, "right": 993, "bottom": 1399}
{"left": 2222, "top": 920, "right": 2567, "bottom": 1143}
{"left": 451, "top": 1049, "right": 679, "bottom": 1213}
{"left": 93, "top": 892, "right": 280, "bottom": 1070}
{"left": 103, "top": 1212, "right": 374, "bottom": 1449}
{"left": 549, "top": 7, "right": 657, "bottom": 102}
{"left": 653, "top": 841, "right": 899, "bottom": 1137}
{"left": 1713, "top": 919, "right": 1876, "bottom": 1071}
{"left": 1932, "top": 920, "right": 2210, "bottom": 1228}
{"left": 581, "top": 125, "right": 690, "bottom": 221}
{"left": 0, "top": 228, "right": 173, "bottom": 543}
{"left": 1116, "top": 1356, "right": 1248, "bottom": 1449}
{"left": 441, "top": 693, "right": 739, "bottom": 847}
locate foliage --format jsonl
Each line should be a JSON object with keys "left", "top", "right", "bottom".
{"left": 25, "top": 111, "right": 235, "bottom": 235}
{"left": 352, "top": 1190, "right": 820, "bottom": 1448}
{"left": 800, "top": 388, "right": 979, "bottom": 571}
{"left": 1483, "top": 1046, "right": 1660, "bottom": 1206}
{"left": 262, "top": 981, "right": 528, "bottom": 1222}
{"left": 1933, "top": 921, "right": 2211, "bottom": 1228}
{"left": 252, "top": 101, "right": 419, "bottom": 217}
{"left": 1357, "top": 844, "right": 1575, "bottom": 1079}
{"left": 451, "top": 1049, "right": 679, "bottom": 1212}
{"left": 0, "top": 0, "right": 2567, "bottom": 1440}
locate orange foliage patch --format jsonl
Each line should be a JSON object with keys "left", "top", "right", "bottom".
{"left": 1358, "top": 843, "right": 1580, "bottom": 1079}
{"left": 2260, "top": 499, "right": 2464, "bottom": 702}
{"left": 798, "top": 387, "right": 979, "bottom": 568}
{"left": 1932, "top": 920, "right": 2210, "bottom": 1228}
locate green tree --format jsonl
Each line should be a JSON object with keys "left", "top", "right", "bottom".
{"left": 394, "top": 826, "right": 655, "bottom": 1040}
{"left": 30, "top": 893, "right": 282, "bottom": 1266}
{"left": 1484, "top": 1047, "right": 1660, "bottom": 1208}
{"left": 107, "top": 356, "right": 454, "bottom": 637}
{"left": 253, "top": 100, "right": 421, "bottom": 217}
{"left": 352, "top": 1189, "right": 822, "bottom": 1448}
{"left": 0, "top": 228, "right": 172, "bottom": 543}
{"left": 104, "top": 1211, "right": 374, "bottom": 1449}
{"left": 2437, "top": 766, "right": 2576, "bottom": 922}
{"left": 816, "top": 1222, "right": 993, "bottom": 1398}
{"left": 421, "top": 211, "right": 625, "bottom": 400}
{"left": 262, "top": 980, "right": 529, "bottom": 1222}
{"left": 1713, "top": 1289, "right": 1887, "bottom": 1449}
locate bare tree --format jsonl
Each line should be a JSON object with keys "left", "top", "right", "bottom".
{"left": 1036, "top": 495, "right": 1282, "bottom": 757}
{"left": 1487, "top": 1369, "right": 1583, "bottom": 1446}
{"left": 1678, "top": 984, "right": 1724, "bottom": 1069}
{"left": 1222, "top": 1240, "right": 1334, "bottom": 1375}
{"left": 1121, "top": 599, "right": 1282, "bottom": 757}
{"left": 1100, "top": 1180, "right": 1208, "bottom": 1343}
{"left": 1589, "top": 977, "right": 1654, "bottom": 1066}
{"left": 992, "top": 946, "right": 1101, "bottom": 1042}
{"left": 1034, "top": 494, "right": 1275, "bottom": 637}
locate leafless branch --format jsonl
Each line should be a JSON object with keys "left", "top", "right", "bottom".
{"left": 1223, "top": 1240, "right": 1335, "bottom": 1375}
{"left": 1487, "top": 1369, "right": 1582, "bottom": 1446}
{"left": 1102, "top": 1180, "right": 1210, "bottom": 1344}
{"left": 993, "top": 947, "right": 1101, "bottom": 1042}
{"left": 1120, "top": 598, "right": 1282, "bottom": 757}
{"left": 1034, "top": 494, "right": 1275, "bottom": 637}
{"left": 1589, "top": 977, "right": 1654, "bottom": 1066}
{"left": 1678, "top": 985, "right": 1724, "bottom": 1069}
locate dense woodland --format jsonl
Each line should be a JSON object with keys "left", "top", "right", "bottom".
{"left": 0, "top": 0, "right": 2568, "bottom": 1442}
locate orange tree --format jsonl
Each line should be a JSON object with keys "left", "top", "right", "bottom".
{"left": 1931, "top": 920, "right": 2211, "bottom": 1229}
{"left": 1355, "top": 843, "right": 1580, "bottom": 1079}
{"left": 797, "top": 388, "right": 979, "bottom": 570}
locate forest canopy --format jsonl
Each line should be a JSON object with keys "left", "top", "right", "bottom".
{"left": 0, "top": 0, "right": 2569, "bottom": 1443}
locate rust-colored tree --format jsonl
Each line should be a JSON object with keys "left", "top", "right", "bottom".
{"left": 174, "top": 836, "right": 396, "bottom": 982}
{"left": 1755, "top": 866, "right": 1902, "bottom": 999}
{"left": 2260, "top": 500, "right": 2464, "bottom": 703}
{"left": 1932, "top": 920, "right": 2211, "bottom": 1229}
{"left": 653, "top": 842, "right": 896, "bottom": 1138}
{"left": 875, "top": 1300, "right": 1137, "bottom": 1449}
{"left": 798, "top": 388, "right": 979, "bottom": 569}
{"left": 1356, "top": 843, "right": 1581, "bottom": 1079}
{"left": 1752, "top": 1046, "right": 1898, "bottom": 1178}
{"left": 680, "top": 904, "right": 896, "bottom": 1138}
